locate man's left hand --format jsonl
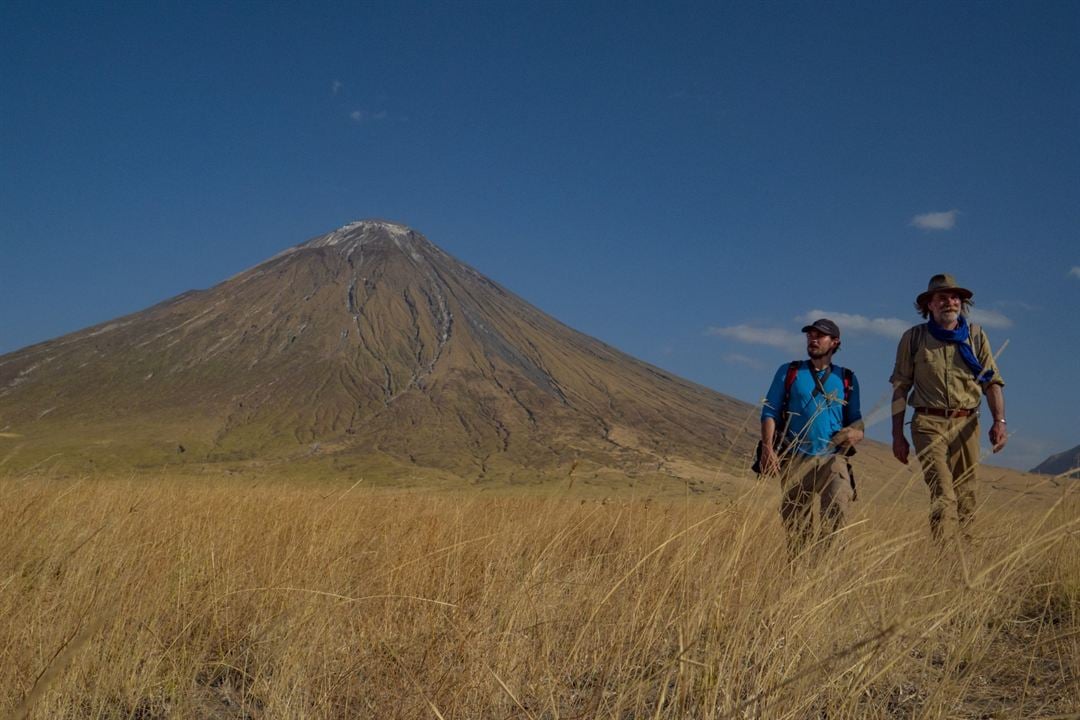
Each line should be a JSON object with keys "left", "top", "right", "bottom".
{"left": 989, "top": 421, "right": 1008, "bottom": 453}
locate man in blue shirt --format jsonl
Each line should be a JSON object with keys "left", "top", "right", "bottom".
{"left": 760, "top": 318, "right": 864, "bottom": 556}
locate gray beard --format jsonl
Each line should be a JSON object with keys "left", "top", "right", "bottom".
{"left": 935, "top": 310, "right": 960, "bottom": 325}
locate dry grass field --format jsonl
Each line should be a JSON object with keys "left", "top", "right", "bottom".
{"left": 2, "top": 469, "right": 1077, "bottom": 719}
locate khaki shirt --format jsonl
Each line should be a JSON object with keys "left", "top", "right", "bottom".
{"left": 890, "top": 323, "right": 1004, "bottom": 410}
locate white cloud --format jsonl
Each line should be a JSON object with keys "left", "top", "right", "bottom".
{"left": 332, "top": 80, "right": 343, "bottom": 95}
{"left": 723, "top": 353, "right": 764, "bottom": 369}
{"left": 706, "top": 325, "right": 803, "bottom": 353}
{"left": 911, "top": 209, "right": 960, "bottom": 231}
{"left": 794, "top": 307, "right": 1012, "bottom": 334}
{"left": 995, "top": 300, "right": 1039, "bottom": 312}
{"left": 1070, "top": 266, "right": 1080, "bottom": 279}
{"left": 350, "top": 109, "right": 388, "bottom": 123}
{"left": 798, "top": 310, "right": 909, "bottom": 339}
{"left": 968, "top": 307, "right": 1013, "bottom": 329}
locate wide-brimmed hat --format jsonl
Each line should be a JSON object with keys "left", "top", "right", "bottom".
{"left": 800, "top": 318, "right": 840, "bottom": 338}
{"left": 916, "top": 273, "right": 973, "bottom": 309}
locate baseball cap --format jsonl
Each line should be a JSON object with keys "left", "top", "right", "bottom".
{"left": 800, "top": 318, "right": 840, "bottom": 338}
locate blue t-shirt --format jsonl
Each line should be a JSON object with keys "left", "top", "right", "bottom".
{"left": 761, "top": 361, "right": 862, "bottom": 457}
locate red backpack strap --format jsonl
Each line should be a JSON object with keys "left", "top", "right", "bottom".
{"left": 783, "top": 360, "right": 800, "bottom": 394}
{"left": 778, "top": 361, "right": 801, "bottom": 431}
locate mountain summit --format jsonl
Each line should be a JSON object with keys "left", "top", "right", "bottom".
{"left": 0, "top": 221, "right": 752, "bottom": 485}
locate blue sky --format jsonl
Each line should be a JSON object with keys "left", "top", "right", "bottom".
{"left": 2, "top": 1, "right": 1077, "bottom": 471}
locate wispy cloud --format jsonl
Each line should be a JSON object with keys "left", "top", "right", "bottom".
{"left": 350, "top": 109, "right": 388, "bottom": 123}
{"left": 711, "top": 303, "right": 1012, "bottom": 362}
{"left": 798, "top": 310, "right": 909, "bottom": 339}
{"left": 706, "top": 325, "right": 803, "bottom": 353}
{"left": 796, "top": 307, "right": 1012, "bottom": 334}
{"left": 723, "top": 353, "right": 764, "bottom": 369}
{"left": 995, "top": 300, "right": 1039, "bottom": 312}
{"left": 1070, "top": 266, "right": 1080, "bottom": 279}
{"left": 911, "top": 209, "right": 960, "bottom": 231}
{"left": 332, "top": 79, "right": 343, "bottom": 95}
{"left": 968, "top": 307, "right": 1013, "bottom": 329}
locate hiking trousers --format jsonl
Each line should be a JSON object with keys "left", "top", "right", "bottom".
{"left": 911, "top": 411, "right": 980, "bottom": 543}
{"left": 779, "top": 453, "right": 852, "bottom": 556}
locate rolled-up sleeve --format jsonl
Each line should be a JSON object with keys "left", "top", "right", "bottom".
{"left": 975, "top": 326, "right": 1005, "bottom": 388}
{"left": 890, "top": 328, "right": 914, "bottom": 394}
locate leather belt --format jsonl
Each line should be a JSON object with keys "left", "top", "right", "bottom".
{"left": 915, "top": 407, "right": 975, "bottom": 418}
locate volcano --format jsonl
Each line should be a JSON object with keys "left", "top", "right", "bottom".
{"left": 0, "top": 221, "right": 755, "bottom": 484}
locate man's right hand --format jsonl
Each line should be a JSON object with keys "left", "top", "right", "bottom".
{"left": 761, "top": 446, "right": 781, "bottom": 476}
{"left": 892, "top": 435, "right": 910, "bottom": 464}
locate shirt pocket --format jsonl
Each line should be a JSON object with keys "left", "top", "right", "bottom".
{"left": 915, "top": 347, "right": 937, "bottom": 368}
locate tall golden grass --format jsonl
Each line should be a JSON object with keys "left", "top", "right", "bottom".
{"left": 2, "top": 473, "right": 1077, "bottom": 719}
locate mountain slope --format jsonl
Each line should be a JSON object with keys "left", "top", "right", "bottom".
{"left": 1031, "top": 443, "right": 1080, "bottom": 478}
{"left": 0, "top": 221, "right": 754, "bottom": 482}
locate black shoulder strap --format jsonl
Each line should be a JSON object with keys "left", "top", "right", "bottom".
{"left": 808, "top": 362, "right": 833, "bottom": 399}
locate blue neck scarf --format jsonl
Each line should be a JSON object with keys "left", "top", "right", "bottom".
{"left": 927, "top": 315, "right": 994, "bottom": 383}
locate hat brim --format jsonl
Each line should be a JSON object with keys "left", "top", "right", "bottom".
{"left": 800, "top": 324, "right": 838, "bottom": 337}
{"left": 916, "top": 286, "right": 973, "bottom": 308}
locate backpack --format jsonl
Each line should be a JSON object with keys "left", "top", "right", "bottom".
{"left": 751, "top": 361, "right": 856, "bottom": 474}
{"left": 779, "top": 360, "right": 855, "bottom": 428}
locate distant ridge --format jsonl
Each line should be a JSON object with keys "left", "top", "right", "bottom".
{"left": 0, "top": 220, "right": 756, "bottom": 485}
{"left": 1031, "top": 443, "right": 1080, "bottom": 479}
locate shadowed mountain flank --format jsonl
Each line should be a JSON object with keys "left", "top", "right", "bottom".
{"left": 1031, "top": 443, "right": 1080, "bottom": 479}
{"left": 0, "top": 221, "right": 754, "bottom": 482}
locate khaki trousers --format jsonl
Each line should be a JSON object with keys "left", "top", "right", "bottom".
{"left": 779, "top": 453, "right": 852, "bottom": 556}
{"left": 911, "top": 412, "right": 980, "bottom": 543}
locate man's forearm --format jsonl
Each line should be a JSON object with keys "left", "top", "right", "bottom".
{"left": 985, "top": 384, "right": 1006, "bottom": 423}
{"left": 891, "top": 386, "right": 908, "bottom": 438}
{"left": 761, "top": 417, "right": 776, "bottom": 446}
{"left": 985, "top": 383, "right": 1008, "bottom": 452}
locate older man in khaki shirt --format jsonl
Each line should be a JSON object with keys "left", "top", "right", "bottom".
{"left": 891, "top": 274, "right": 1007, "bottom": 543}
